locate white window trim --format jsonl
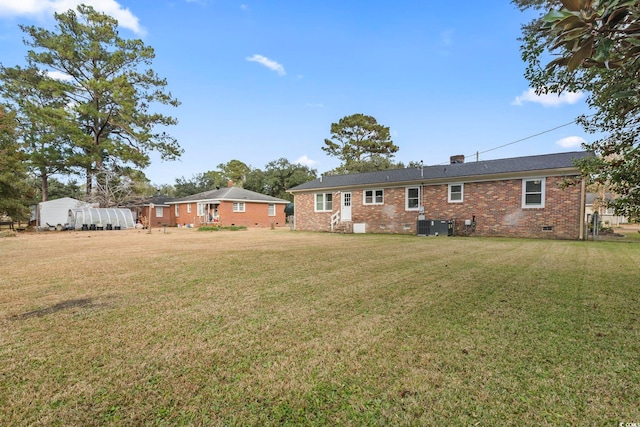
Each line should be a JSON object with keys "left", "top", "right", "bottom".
{"left": 406, "top": 187, "right": 420, "bottom": 211}
{"left": 175, "top": 205, "right": 179, "bottom": 217}
{"left": 363, "top": 189, "right": 384, "bottom": 205}
{"left": 233, "top": 202, "right": 246, "bottom": 212}
{"left": 314, "top": 193, "right": 333, "bottom": 212}
{"left": 186, "top": 204, "right": 191, "bottom": 214}
{"left": 522, "top": 177, "right": 546, "bottom": 208}
{"left": 268, "top": 204, "right": 276, "bottom": 216}
{"left": 448, "top": 183, "right": 464, "bottom": 203}
{"left": 155, "top": 206, "right": 164, "bottom": 217}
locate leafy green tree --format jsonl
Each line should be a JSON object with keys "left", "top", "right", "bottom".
{"left": 202, "top": 170, "right": 227, "bottom": 190}
{"left": 325, "top": 155, "right": 407, "bottom": 176}
{"left": 0, "top": 65, "right": 77, "bottom": 202}
{"left": 217, "top": 160, "right": 251, "bottom": 187}
{"left": 45, "top": 177, "right": 83, "bottom": 200}
{"left": 256, "top": 158, "right": 317, "bottom": 201}
{"left": 515, "top": 0, "right": 640, "bottom": 220}
{"left": 322, "top": 113, "right": 399, "bottom": 174}
{"left": 10, "top": 5, "right": 182, "bottom": 203}
{"left": 173, "top": 171, "right": 226, "bottom": 197}
{"left": 0, "top": 107, "right": 34, "bottom": 221}
{"left": 244, "top": 168, "right": 266, "bottom": 194}
{"left": 173, "top": 176, "right": 202, "bottom": 198}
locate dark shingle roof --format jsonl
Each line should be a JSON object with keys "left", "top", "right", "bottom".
{"left": 170, "top": 186, "right": 289, "bottom": 204}
{"left": 289, "top": 151, "right": 591, "bottom": 192}
{"left": 123, "top": 194, "right": 175, "bottom": 207}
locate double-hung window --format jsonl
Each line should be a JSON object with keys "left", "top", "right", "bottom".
{"left": 364, "top": 189, "right": 384, "bottom": 205}
{"left": 175, "top": 205, "right": 179, "bottom": 217}
{"left": 522, "top": 178, "right": 545, "bottom": 208}
{"left": 406, "top": 187, "right": 420, "bottom": 210}
{"left": 448, "top": 184, "right": 464, "bottom": 203}
{"left": 233, "top": 202, "right": 246, "bottom": 212}
{"left": 268, "top": 204, "right": 276, "bottom": 216}
{"left": 315, "top": 193, "right": 333, "bottom": 212}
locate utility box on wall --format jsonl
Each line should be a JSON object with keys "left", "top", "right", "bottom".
{"left": 353, "top": 223, "right": 366, "bottom": 233}
{"left": 417, "top": 220, "right": 430, "bottom": 236}
{"left": 417, "top": 219, "right": 454, "bottom": 236}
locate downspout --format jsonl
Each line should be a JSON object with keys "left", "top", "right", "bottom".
{"left": 579, "top": 176, "right": 587, "bottom": 240}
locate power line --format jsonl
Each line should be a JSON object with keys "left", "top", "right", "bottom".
{"left": 471, "top": 119, "right": 579, "bottom": 159}
{"left": 434, "top": 117, "right": 589, "bottom": 165}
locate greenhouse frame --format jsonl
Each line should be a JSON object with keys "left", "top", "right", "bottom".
{"left": 67, "top": 208, "right": 136, "bottom": 230}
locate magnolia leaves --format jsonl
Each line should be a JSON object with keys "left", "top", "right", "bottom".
{"left": 543, "top": 0, "right": 640, "bottom": 72}
{"left": 560, "top": 0, "right": 594, "bottom": 11}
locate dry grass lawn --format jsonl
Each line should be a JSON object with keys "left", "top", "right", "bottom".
{"left": 1, "top": 227, "right": 639, "bottom": 425}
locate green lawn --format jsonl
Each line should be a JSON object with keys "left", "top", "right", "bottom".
{"left": 1, "top": 229, "right": 639, "bottom": 425}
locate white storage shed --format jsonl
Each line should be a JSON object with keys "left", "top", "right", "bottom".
{"left": 37, "top": 197, "right": 94, "bottom": 229}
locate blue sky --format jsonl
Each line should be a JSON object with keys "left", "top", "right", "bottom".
{"left": 0, "top": 0, "right": 595, "bottom": 186}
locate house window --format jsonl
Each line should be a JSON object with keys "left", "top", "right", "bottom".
{"left": 197, "top": 203, "right": 206, "bottom": 216}
{"left": 448, "top": 184, "right": 464, "bottom": 203}
{"left": 187, "top": 204, "right": 191, "bottom": 214}
{"left": 175, "top": 205, "right": 179, "bottom": 217}
{"left": 364, "top": 189, "right": 384, "bottom": 205}
{"left": 406, "top": 187, "right": 420, "bottom": 210}
{"left": 268, "top": 204, "right": 276, "bottom": 216}
{"left": 315, "top": 193, "right": 333, "bottom": 212}
{"left": 233, "top": 202, "right": 245, "bottom": 212}
{"left": 523, "top": 178, "right": 545, "bottom": 208}
{"left": 155, "top": 206, "right": 164, "bottom": 217}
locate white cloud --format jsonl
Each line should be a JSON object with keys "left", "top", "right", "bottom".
{"left": 46, "top": 70, "right": 73, "bottom": 81}
{"left": 0, "top": 0, "right": 145, "bottom": 35}
{"left": 556, "top": 136, "right": 586, "bottom": 148}
{"left": 305, "top": 102, "right": 323, "bottom": 108}
{"left": 295, "top": 155, "right": 317, "bottom": 167}
{"left": 246, "top": 54, "right": 286, "bottom": 76}
{"left": 512, "top": 88, "right": 584, "bottom": 107}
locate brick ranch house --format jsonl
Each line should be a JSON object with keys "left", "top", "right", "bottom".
{"left": 288, "top": 151, "right": 592, "bottom": 239}
{"left": 123, "top": 193, "right": 175, "bottom": 228}
{"left": 167, "top": 185, "right": 289, "bottom": 228}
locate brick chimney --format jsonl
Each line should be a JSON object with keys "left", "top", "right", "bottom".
{"left": 450, "top": 154, "right": 465, "bottom": 164}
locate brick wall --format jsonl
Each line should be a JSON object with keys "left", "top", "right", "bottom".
{"left": 294, "top": 188, "right": 422, "bottom": 233}
{"left": 147, "top": 206, "right": 172, "bottom": 227}
{"left": 293, "top": 175, "right": 584, "bottom": 239}
{"left": 172, "top": 202, "right": 196, "bottom": 227}
{"left": 217, "top": 201, "right": 286, "bottom": 228}
{"left": 173, "top": 201, "right": 286, "bottom": 228}
{"left": 420, "top": 176, "right": 582, "bottom": 239}
{"left": 294, "top": 193, "right": 333, "bottom": 232}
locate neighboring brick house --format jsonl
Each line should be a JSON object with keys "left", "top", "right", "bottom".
{"left": 288, "top": 151, "right": 592, "bottom": 239}
{"left": 123, "top": 193, "right": 175, "bottom": 228}
{"left": 167, "top": 185, "right": 289, "bottom": 228}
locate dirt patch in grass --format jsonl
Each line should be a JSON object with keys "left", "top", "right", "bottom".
{"left": 10, "top": 298, "right": 93, "bottom": 319}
